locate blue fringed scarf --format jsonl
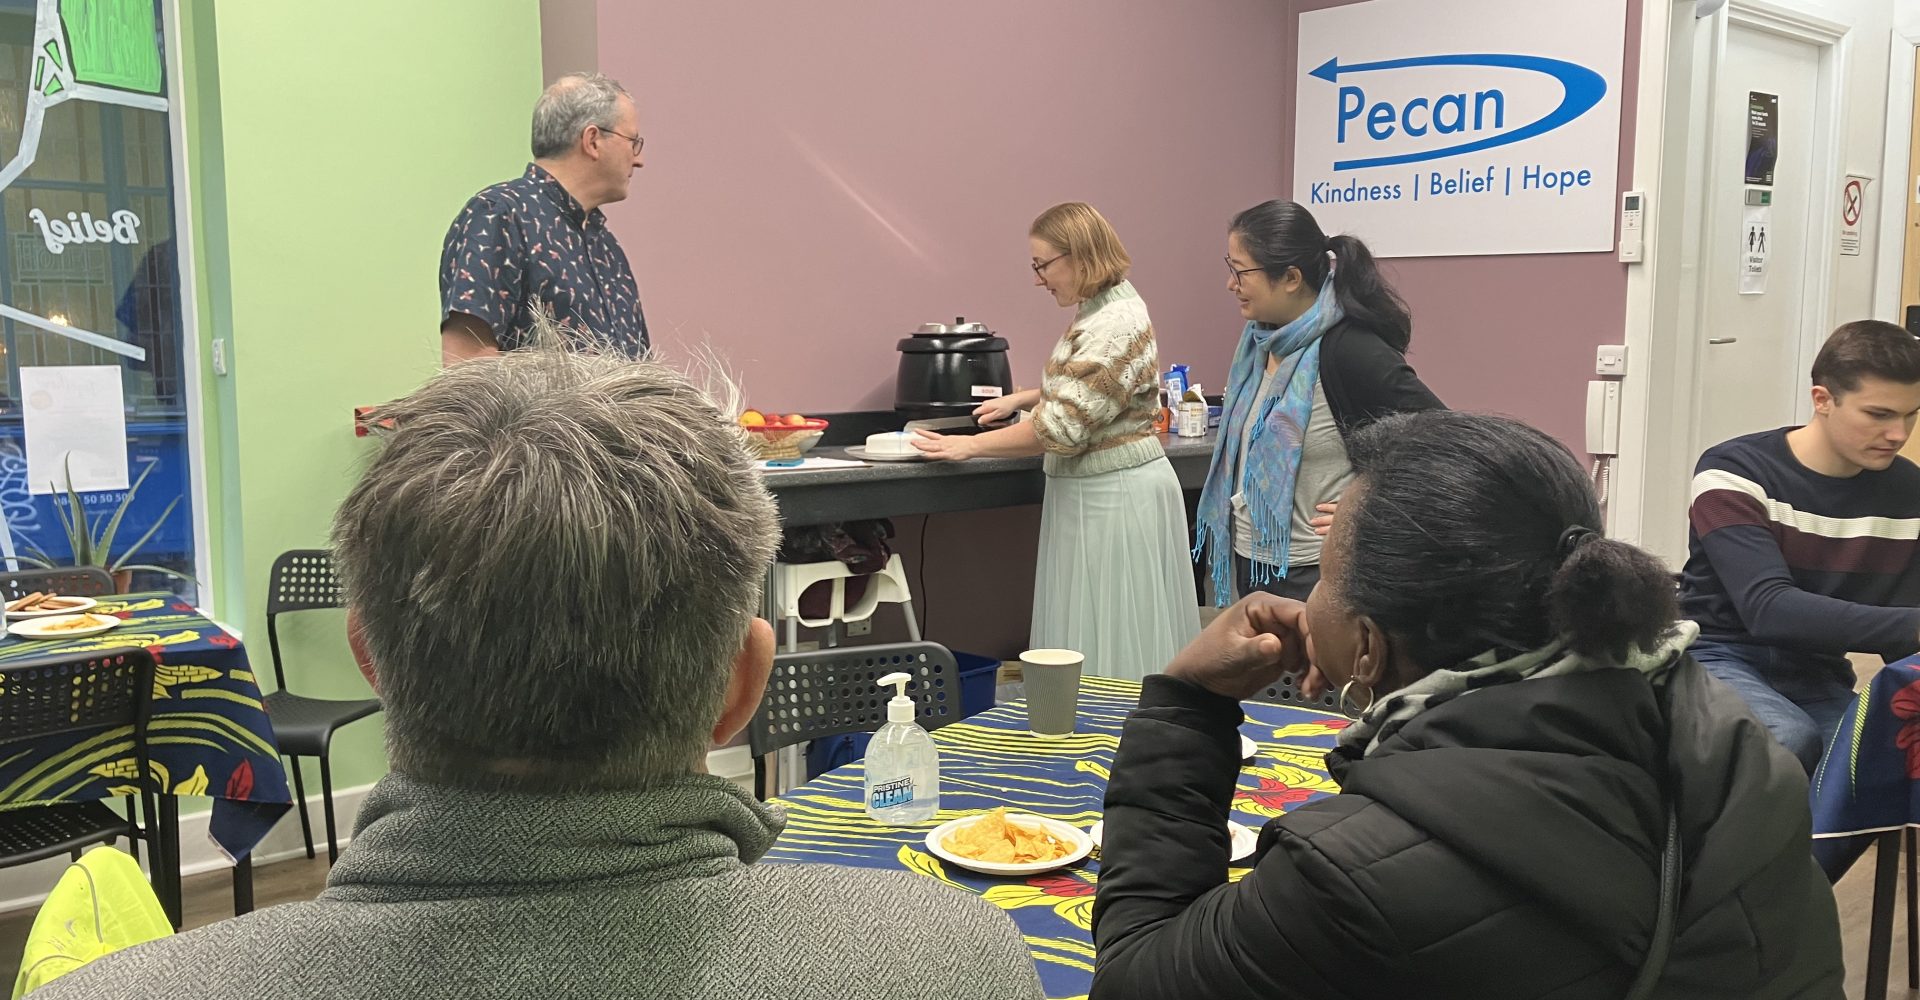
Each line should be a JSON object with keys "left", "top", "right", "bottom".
{"left": 1193, "top": 277, "right": 1344, "bottom": 605}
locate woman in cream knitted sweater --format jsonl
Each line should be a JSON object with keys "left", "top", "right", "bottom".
{"left": 913, "top": 202, "right": 1199, "bottom": 679}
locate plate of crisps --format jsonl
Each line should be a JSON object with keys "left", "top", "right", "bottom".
{"left": 7, "top": 612, "right": 119, "bottom": 640}
{"left": 1089, "top": 819, "right": 1260, "bottom": 863}
{"left": 927, "top": 807, "right": 1093, "bottom": 876}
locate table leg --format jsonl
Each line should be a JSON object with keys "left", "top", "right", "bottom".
{"left": 155, "top": 796, "right": 183, "bottom": 929}
{"left": 1868, "top": 829, "right": 1899, "bottom": 1000}
{"left": 232, "top": 853, "right": 254, "bottom": 916}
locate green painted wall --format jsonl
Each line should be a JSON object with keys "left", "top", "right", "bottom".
{"left": 180, "top": 0, "right": 544, "bottom": 806}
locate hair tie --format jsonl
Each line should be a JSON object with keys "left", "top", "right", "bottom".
{"left": 1557, "top": 526, "right": 1600, "bottom": 558}
{"left": 1325, "top": 248, "right": 1337, "bottom": 278}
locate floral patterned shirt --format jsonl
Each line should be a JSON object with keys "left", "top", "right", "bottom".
{"left": 439, "top": 163, "right": 648, "bottom": 357}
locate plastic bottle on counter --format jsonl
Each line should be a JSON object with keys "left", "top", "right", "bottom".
{"left": 1162, "top": 365, "right": 1190, "bottom": 434}
{"left": 864, "top": 672, "right": 940, "bottom": 825}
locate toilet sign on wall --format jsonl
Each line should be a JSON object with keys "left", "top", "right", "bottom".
{"left": 1292, "top": 0, "right": 1628, "bottom": 258}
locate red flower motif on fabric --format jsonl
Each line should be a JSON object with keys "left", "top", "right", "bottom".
{"left": 225, "top": 759, "right": 255, "bottom": 800}
{"left": 1027, "top": 872, "right": 1095, "bottom": 898}
{"left": 1240, "top": 777, "right": 1315, "bottom": 811}
{"left": 1890, "top": 680, "right": 1920, "bottom": 779}
{"left": 209, "top": 633, "right": 239, "bottom": 649}
{"left": 110, "top": 610, "right": 132, "bottom": 619}
{"left": 1318, "top": 719, "right": 1352, "bottom": 731}
{"left": 171, "top": 603, "right": 193, "bottom": 612}
{"left": 144, "top": 644, "right": 165, "bottom": 664}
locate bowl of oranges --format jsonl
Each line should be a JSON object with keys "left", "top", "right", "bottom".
{"left": 738, "top": 409, "right": 829, "bottom": 460}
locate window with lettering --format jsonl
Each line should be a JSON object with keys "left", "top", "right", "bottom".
{"left": 0, "top": 0, "right": 196, "bottom": 596}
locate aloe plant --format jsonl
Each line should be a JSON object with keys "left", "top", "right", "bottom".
{"left": 10, "top": 453, "right": 194, "bottom": 584}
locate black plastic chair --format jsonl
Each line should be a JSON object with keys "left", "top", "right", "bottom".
{"left": 0, "top": 566, "right": 115, "bottom": 601}
{"left": 1248, "top": 670, "right": 1339, "bottom": 711}
{"left": 0, "top": 649, "right": 160, "bottom": 905}
{"left": 264, "top": 549, "right": 381, "bottom": 865}
{"left": 747, "top": 642, "right": 961, "bottom": 800}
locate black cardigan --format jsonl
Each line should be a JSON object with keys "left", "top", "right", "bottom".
{"left": 1314, "top": 318, "right": 1444, "bottom": 438}
{"left": 1089, "top": 664, "right": 1845, "bottom": 1000}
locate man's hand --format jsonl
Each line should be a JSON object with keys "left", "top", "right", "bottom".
{"left": 1164, "top": 593, "right": 1310, "bottom": 700}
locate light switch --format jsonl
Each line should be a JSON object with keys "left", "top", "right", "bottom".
{"left": 1595, "top": 344, "right": 1627, "bottom": 377}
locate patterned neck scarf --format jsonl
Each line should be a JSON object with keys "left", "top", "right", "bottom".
{"left": 1193, "top": 277, "right": 1345, "bottom": 605}
{"left": 1335, "top": 621, "right": 1700, "bottom": 759}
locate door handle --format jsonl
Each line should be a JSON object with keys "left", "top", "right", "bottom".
{"left": 1708, "top": 337, "right": 1738, "bottom": 344}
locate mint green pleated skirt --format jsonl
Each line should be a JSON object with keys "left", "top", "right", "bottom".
{"left": 1031, "top": 456, "right": 1200, "bottom": 681}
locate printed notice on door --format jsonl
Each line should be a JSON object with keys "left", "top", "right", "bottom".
{"left": 1740, "top": 203, "right": 1770, "bottom": 295}
{"left": 1745, "top": 92, "right": 1777, "bottom": 186}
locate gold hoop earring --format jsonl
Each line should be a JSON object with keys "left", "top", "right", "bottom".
{"left": 1338, "top": 679, "right": 1375, "bottom": 719}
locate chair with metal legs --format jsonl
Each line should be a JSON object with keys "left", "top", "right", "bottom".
{"left": 263, "top": 549, "right": 381, "bottom": 866}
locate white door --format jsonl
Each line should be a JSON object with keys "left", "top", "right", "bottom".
{"left": 1688, "top": 22, "right": 1824, "bottom": 457}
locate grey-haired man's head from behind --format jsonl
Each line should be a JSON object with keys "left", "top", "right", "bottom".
{"left": 332, "top": 333, "right": 778, "bottom": 792}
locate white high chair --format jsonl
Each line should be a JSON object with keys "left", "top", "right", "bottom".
{"left": 771, "top": 553, "right": 920, "bottom": 653}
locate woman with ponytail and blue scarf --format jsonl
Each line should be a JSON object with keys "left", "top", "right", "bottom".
{"left": 1194, "top": 200, "right": 1442, "bottom": 603}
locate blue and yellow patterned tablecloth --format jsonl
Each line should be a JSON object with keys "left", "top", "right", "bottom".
{"left": 763, "top": 675, "right": 1348, "bottom": 1000}
{"left": 0, "top": 592, "right": 292, "bottom": 860}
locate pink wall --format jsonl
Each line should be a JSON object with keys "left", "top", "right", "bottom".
{"left": 592, "top": 0, "right": 1643, "bottom": 658}
{"left": 599, "top": 2, "right": 1289, "bottom": 413}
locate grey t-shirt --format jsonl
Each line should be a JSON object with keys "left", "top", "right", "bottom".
{"left": 1232, "top": 373, "right": 1353, "bottom": 568}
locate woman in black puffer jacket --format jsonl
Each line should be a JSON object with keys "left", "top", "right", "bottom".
{"left": 1092, "top": 410, "right": 1843, "bottom": 1000}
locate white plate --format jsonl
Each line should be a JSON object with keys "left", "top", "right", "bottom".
{"left": 8, "top": 613, "right": 119, "bottom": 640}
{"left": 1241, "top": 733, "right": 1259, "bottom": 760}
{"left": 843, "top": 446, "right": 926, "bottom": 463}
{"left": 926, "top": 812, "right": 1094, "bottom": 876}
{"left": 5, "top": 596, "right": 97, "bottom": 620}
{"left": 1090, "top": 819, "right": 1259, "bottom": 863}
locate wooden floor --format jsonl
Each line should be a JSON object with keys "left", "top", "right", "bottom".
{"left": 0, "top": 847, "right": 1902, "bottom": 997}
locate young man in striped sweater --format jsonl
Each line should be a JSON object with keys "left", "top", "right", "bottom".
{"left": 1680, "top": 320, "right": 1920, "bottom": 773}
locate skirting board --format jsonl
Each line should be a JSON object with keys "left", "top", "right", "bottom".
{"left": 0, "top": 745, "right": 758, "bottom": 917}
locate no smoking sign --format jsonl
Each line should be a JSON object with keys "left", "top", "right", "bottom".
{"left": 1840, "top": 174, "right": 1867, "bottom": 256}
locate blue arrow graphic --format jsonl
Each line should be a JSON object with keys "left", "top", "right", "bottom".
{"left": 1310, "top": 53, "right": 1606, "bottom": 171}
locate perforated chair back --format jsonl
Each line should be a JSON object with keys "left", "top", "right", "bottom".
{"left": 266, "top": 550, "right": 344, "bottom": 616}
{"left": 1249, "top": 670, "right": 1339, "bottom": 711}
{"left": 264, "top": 550, "right": 344, "bottom": 692}
{"left": 747, "top": 642, "right": 960, "bottom": 760}
{"left": 0, "top": 647, "right": 155, "bottom": 748}
{"left": 0, "top": 567, "right": 115, "bottom": 602}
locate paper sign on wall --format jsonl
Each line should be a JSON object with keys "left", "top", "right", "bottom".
{"left": 1291, "top": 0, "right": 1628, "bottom": 257}
{"left": 20, "top": 365, "right": 128, "bottom": 494}
{"left": 1839, "top": 174, "right": 1867, "bottom": 256}
{"left": 1741, "top": 203, "right": 1771, "bottom": 295}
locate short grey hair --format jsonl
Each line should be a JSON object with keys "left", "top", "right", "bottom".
{"left": 530, "top": 72, "right": 631, "bottom": 159}
{"left": 331, "top": 329, "right": 777, "bottom": 793}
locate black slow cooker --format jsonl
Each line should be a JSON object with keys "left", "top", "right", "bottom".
{"left": 894, "top": 318, "right": 1015, "bottom": 422}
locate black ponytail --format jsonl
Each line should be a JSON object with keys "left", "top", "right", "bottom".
{"left": 1548, "top": 538, "right": 1679, "bottom": 661}
{"left": 1339, "top": 410, "right": 1678, "bottom": 671}
{"left": 1230, "top": 200, "right": 1413, "bottom": 351}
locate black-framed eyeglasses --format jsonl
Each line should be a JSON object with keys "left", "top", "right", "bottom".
{"left": 597, "top": 126, "right": 644, "bottom": 155}
{"left": 1032, "top": 252, "right": 1069, "bottom": 275}
{"left": 1225, "top": 257, "right": 1266, "bottom": 285}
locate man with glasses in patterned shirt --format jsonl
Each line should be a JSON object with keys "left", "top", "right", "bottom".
{"left": 439, "top": 72, "right": 651, "bottom": 364}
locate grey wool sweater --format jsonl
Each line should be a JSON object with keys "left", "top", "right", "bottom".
{"left": 33, "top": 772, "right": 1045, "bottom": 1000}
